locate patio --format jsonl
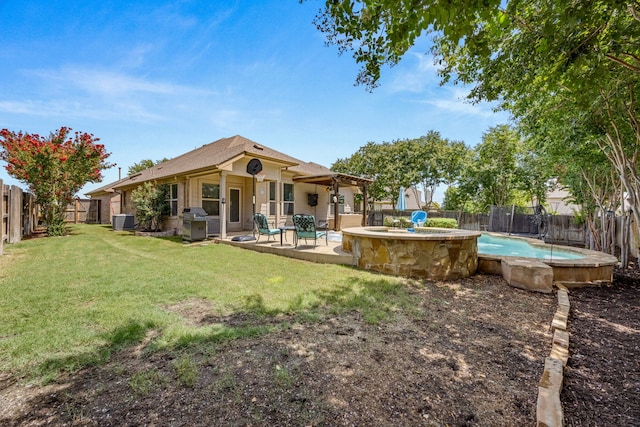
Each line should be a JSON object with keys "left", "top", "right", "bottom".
{"left": 213, "top": 230, "right": 354, "bottom": 266}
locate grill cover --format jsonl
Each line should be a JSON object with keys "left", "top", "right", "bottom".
{"left": 183, "top": 207, "right": 207, "bottom": 241}
{"left": 183, "top": 207, "right": 207, "bottom": 221}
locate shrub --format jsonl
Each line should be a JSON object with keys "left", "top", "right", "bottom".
{"left": 131, "top": 182, "right": 170, "bottom": 231}
{"left": 425, "top": 218, "right": 458, "bottom": 228}
{"left": 383, "top": 216, "right": 458, "bottom": 229}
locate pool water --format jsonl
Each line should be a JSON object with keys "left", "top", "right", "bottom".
{"left": 478, "top": 234, "right": 584, "bottom": 260}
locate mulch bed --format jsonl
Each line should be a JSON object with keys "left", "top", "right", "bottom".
{"left": 561, "top": 266, "right": 640, "bottom": 426}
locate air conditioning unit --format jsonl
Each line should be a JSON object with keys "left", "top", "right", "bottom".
{"left": 112, "top": 214, "right": 135, "bottom": 231}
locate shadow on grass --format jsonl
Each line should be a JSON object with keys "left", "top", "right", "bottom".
{"left": 34, "top": 317, "right": 274, "bottom": 382}
{"left": 33, "top": 276, "right": 416, "bottom": 382}
{"left": 242, "top": 276, "right": 419, "bottom": 325}
{"left": 35, "top": 319, "right": 156, "bottom": 383}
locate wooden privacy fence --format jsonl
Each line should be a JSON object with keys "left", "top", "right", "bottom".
{"left": 0, "top": 179, "right": 38, "bottom": 253}
{"left": 1, "top": 180, "right": 102, "bottom": 254}
{"left": 64, "top": 199, "right": 100, "bottom": 224}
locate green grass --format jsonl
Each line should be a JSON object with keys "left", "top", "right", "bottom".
{"left": 0, "top": 224, "right": 413, "bottom": 381}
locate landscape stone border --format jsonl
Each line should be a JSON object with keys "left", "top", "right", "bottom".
{"left": 537, "top": 283, "right": 571, "bottom": 426}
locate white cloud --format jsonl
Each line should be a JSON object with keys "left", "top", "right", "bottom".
{"left": 388, "top": 52, "right": 439, "bottom": 93}
{"left": 1, "top": 66, "right": 218, "bottom": 124}
{"left": 29, "top": 67, "right": 206, "bottom": 97}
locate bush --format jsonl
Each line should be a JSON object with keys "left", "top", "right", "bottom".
{"left": 383, "top": 216, "right": 412, "bottom": 228}
{"left": 425, "top": 218, "right": 458, "bottom": 228}
{"left": 382, "top": 216, "right": 458, "bottom": 229}
{"left": 131, "top": 182, "right": 170, "bottom": 231}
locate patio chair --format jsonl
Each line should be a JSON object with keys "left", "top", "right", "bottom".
{"left": 292, "top": 213, "right": 327, "bottom": 248}
{"left": 253, "top": 213, "right": 281, "bottom": 242}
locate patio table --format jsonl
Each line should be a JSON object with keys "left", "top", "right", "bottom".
{"left": 278, "top": 225, "right": 296, "bottom": 246}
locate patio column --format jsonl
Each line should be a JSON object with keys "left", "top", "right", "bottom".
{"left": 276, "top": 168, "right": 283, "bottom": 226}
{"left": 361, "top": 183, "right": 368, "bottom": 226}
{"left": 332, "top": 179, "right": 340, "bottom": 231}
{"left": 220, "top": 172, "right": 227, "bottom": 239}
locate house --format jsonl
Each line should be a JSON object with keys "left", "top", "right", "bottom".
{"left": 544, "top": 187, "right": 581, "bottom": 215}
{"left": 86, "top": 135, "right": 372, "bottom": 238}
{"left": 371, "top": 186, "right": 426, "bottom": 212}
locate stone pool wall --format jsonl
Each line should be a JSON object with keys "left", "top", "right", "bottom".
{"left": 478, "top": 233, "right": 618, "bottom": 287}
{"left": 342, "top": 227, "right": 479, "bottom": 280}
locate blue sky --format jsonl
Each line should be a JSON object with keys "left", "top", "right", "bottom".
{"left": 0, "top": 1, "right": 509, "bottom": 202}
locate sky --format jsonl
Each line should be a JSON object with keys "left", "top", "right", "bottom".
{"left": 0, "top": 0, "right": 509, "bottom": 203}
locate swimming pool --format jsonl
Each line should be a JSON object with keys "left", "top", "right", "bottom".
{"left": 478, "top": 234, "right": 584, "bottom": 260}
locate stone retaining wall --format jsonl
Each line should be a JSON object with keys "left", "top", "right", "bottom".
{"left": 342, "top": 228, "right": 479, "bottom": 280}
{"left": 537, "top": 284, "right": 571, "bottom": 426}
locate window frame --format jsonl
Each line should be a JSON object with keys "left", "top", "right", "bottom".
{"left": 201, "top": 182, "right": 220, "bottom": 216}
{"left": 268, "top": 181, "right": 276, "bottom": 216}
{"left": 281, "top": 182, "right": 294, "bottom": 216}
{"left": 168, "top": 183, "right": 178, "bottom": 216}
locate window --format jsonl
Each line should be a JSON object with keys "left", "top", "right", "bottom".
{"left": 282, "top": 183, "right": 294, "bottom": 215}
{"left": 202, "top": 183, "right": 220, "bottom": 216}
{"left": 168, "top": 184, "right": 178, "bottom": 216}
{"left": 269, "top": 182, "right": 276, "bottom": 216}
{"left": 330, "top": 193, "right": 345, "bottom": 215}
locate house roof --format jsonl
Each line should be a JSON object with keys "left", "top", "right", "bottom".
{"left": 86, "top": 135, "right": 334, "bottom": 196}
{"left": 293, "top": 172, "right": 373, "bottom": 188}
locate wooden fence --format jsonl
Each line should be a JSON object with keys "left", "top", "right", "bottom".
{"left": 1, "top": 180, "right": 102, "bottom": 254}
{"left": 0, "top": 179, "right": 38, "bottom": 253}
{"left": 377, "top": 207, "right": 589, "bottom": 239}
{"left": 64, "top": 199, "right": 100, "bottom": 224}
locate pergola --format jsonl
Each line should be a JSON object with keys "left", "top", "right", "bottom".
{"left": 293, "top": 172, "right": 373, "bottom": 230}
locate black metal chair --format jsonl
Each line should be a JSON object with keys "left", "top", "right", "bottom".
{"left": 292, "top": 214, "right": 327, "bottom": 248}
{"left": 253, "top": 213, "right": 281, "bottom": 242}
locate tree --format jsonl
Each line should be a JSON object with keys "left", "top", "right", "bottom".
{"left": 127, "top": 158, "right": 170, "bottom": 176}
{"left": 444, "top": 125, "right": 543, "bottom": 213}
{"left": 131, "top": 182, "right": 170, "bottom": 231}
{"left": 315, "top": 0, "right": 640, "bottom": 258}
{"left": 312, "top": 0, "right": 501, "bottom": 91}
{"left": 332, "top": 135, "right": 456, "bottom": 210}
{"left": 0, "top": 127, "right": 113, "bottom": 236}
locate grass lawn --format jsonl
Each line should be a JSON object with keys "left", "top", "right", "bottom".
{"left": 0, "top": 224, "right": 409, "bottom": 382}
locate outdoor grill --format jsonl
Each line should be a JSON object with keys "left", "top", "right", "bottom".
{"left": 182, "top": 207, "right": 207, "bottom": 242}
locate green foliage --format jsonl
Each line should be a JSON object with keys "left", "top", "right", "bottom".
{"left": 129, "top": 370, "right": 163, "bottom": 395}
{"left": 313, "top": 0, "right": 502, "bottom": 90}
{"left": 383, "top": 216, "right": 412, "bottom": 228}
{"left": 127, "top": 158, "right": 170, "bottom": 176}
{"left": 173, "top": 354, "right": 198, "bottom": 387}
{"left": 314, "top": 0, "right": 640, "bottom": 242}
{"left": 382, "top": 216, "right": 457, "bottom": 229}
{"left": 445, "top": 125, "right": 544, "bottom": 212}
{"left": 425, "top": 218, "right": 457, "bottom": 229}
{"left": 131, "top": 182, "right": 171, "bottom": 231}
{"left": 0, "top": 127, "right": 113, "bottom": 236}
{"left": 332, "top": 132, "right": 470, "bottom": 209}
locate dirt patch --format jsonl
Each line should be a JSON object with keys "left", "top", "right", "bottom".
{"left": 0, "top": 272, "right": 638, "bottom": 426}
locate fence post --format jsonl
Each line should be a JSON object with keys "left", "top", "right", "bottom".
{"left": 9, "top": 185, "right": 23, "bottom": 243}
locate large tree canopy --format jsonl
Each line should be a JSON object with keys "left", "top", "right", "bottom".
{"left": 332, "top": 132, "right": 469, "bottom": 208}
{"left": 315, "top": 0, "right": 640, "bottom": 257}
{"left": 312, "top": 0, "right": 502, "bottom": 90}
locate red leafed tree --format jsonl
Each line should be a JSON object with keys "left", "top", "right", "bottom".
{"left": 0, "top": 127, "right": 113, "bottom": 236}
